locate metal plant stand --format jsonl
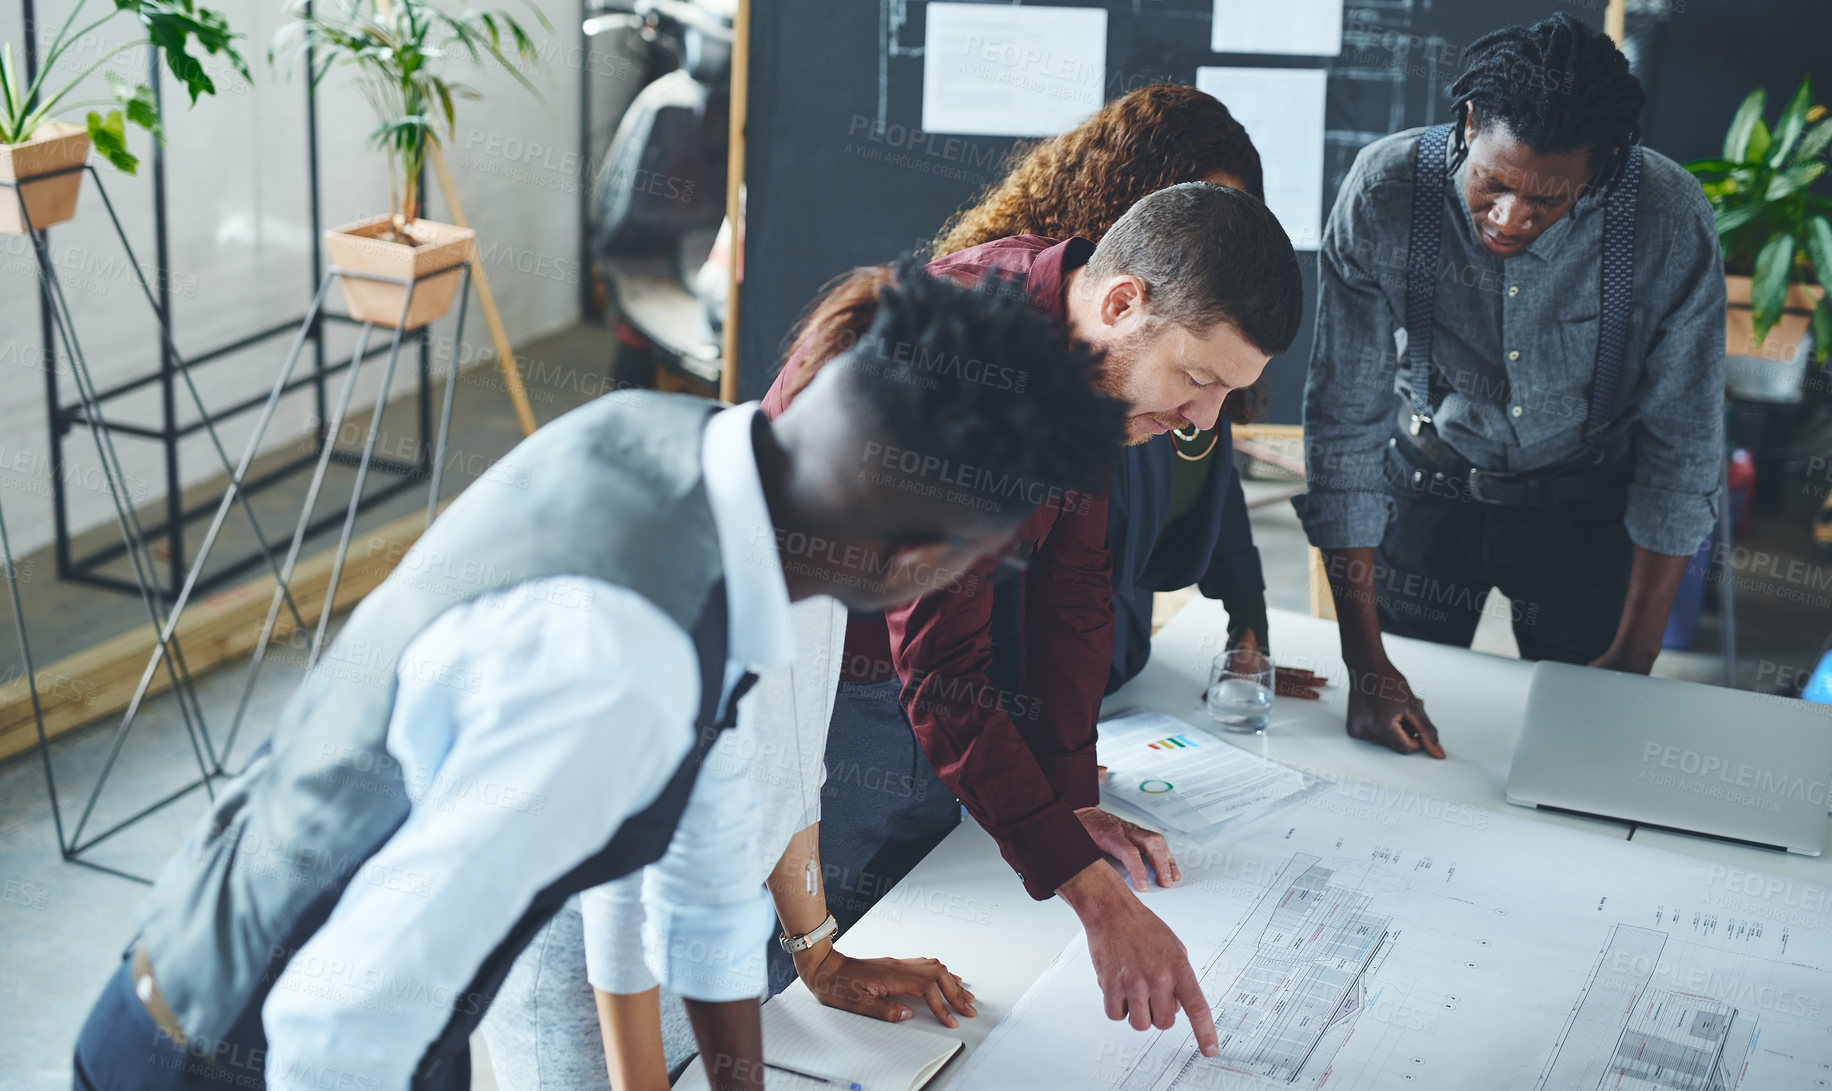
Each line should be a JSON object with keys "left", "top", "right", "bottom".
{"left": 4, "top": 164, "right": 311, "bottom": 882}
{"left": 1, "top": 498, "right": 56, "bottom": 851}
{"left": 9, "top": 0, "right": 476, "bottom": 883}
{"left": 6, "top": 171, "right": 474, "bottom": 881}
{"left": 202, "top": 263, "right": 474, "bottom": 763}
{"left": 21, "top": 0, "right": 439, "bottom": 601}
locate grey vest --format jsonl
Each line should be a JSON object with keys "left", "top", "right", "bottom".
{"left": 136, "top": 392, "right": 746, "bottom": 1086}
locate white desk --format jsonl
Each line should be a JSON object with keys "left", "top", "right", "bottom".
{"left": 786, "top": 602, "right": 1832, "bottom": 1089}
{"left": 1630, "top": 825, "right": 1832, "bottom": 882}
{"left": 1104, "top": 600, "right": 1631, "bottom": 840}
{"left": 788, "top": 821, "right": 1081, "bottom": 1075}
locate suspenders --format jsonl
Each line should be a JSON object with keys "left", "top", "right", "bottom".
{"left": 1403, "top": 124, "right": 1454, "bottom": 433}
{"left": 1404, "top": 123, "right": 1643, "bottom": 448}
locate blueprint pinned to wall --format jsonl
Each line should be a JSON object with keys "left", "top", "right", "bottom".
{"left": 951, "top": 786, "right": 1832, "bottom": 1089}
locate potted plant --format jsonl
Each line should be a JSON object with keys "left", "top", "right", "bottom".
{"left": 1685, "top": 78, "right": 1832, "bottom": 368}
{"left": 274, "top": 0, "right": 546, "bottom": 330}
{"left": 0, "top": 0, "right": 247, "bottom": 235}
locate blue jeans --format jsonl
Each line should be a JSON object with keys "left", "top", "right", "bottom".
{"left": 73, "top": 957, "right": 257, "bottom": 1091}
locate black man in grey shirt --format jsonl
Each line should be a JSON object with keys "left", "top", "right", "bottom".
{"left": 1295, "top": 14, "right": 1725, "bottom": 756}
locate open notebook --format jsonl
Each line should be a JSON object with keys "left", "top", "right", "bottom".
{"left": 672, "top": 988, "right": 964, "bottom": 1091}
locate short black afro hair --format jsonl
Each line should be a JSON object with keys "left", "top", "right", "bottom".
{"left": 832, "top": 257, "right": 1126, "bottom": 519}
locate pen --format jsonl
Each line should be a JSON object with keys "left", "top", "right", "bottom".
{"left": 762, "top": 1060, "right": 864, "bottom": 1090}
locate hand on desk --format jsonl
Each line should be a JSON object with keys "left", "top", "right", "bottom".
{"left": 1344, "top": 657, "right": 1444, "bottom": 758}
{"left": 796, "top": 946, "right": 978, "bottom": 1028}
{"left": 1225, "top": 629, "right": 1328, "bottom": 700}
{"left": 771, "top": 824, "right": 977, "bottom": 1028}
{"left": 1075, "top": 806, "right": 1180, "bottom": 891}
{"left": 1057, "top": 862, "right": 1219, "bottom": 1058}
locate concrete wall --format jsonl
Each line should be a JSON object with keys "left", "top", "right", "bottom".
{"left": 0, "top": 0, "right": 596, "bottom": 559}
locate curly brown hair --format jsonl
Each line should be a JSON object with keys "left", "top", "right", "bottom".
{"left": 779, "top": 264, "right": 899, "bottom": 404}
{"left": 931, "top": 84, "right": 1271, "bottom": 423}
{"left": 932, "top": 83, "right": 1264, "bottom": 255}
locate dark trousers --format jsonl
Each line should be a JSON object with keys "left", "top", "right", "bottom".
{"left": 1375, "top": 442, "right": 1634, "bottom": 664}
{"left": 766, "top": 678, "right": 960, "bottom": 992}
{"left": 74, "top": 957, "right": 251, "bottom": 1091}
{"left": 74, "top": 955, "right": 468, "bottom": 1091}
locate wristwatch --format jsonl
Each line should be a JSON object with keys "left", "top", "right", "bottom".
{"left": 778, "top": 913, "right": 838, "bottom": 955}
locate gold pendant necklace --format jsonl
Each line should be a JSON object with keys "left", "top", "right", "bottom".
{"left": 1171, "top": 426, "right": 1219, "bottom": 461}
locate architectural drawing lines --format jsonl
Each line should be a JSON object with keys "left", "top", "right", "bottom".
{"left": 946, "top": 791, "right": 1828, "bottom": 1091}
{"left": 1118, "top": 854, "right": 1395, "bottom": 1090}
{"left": 1538, "top": 925, "right": 1757, "bottom": 1091}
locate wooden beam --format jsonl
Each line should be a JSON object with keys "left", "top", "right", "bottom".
{"left": 369, "top": 0, "right": 537, "bottom": 436}
{"left": 1233, "top": 423, "right": 1303, "bottom": 441}
{"left": 427, "top": 142, "right": 539, "bottom": 437}
{"left": 1308, "top": 547, "right": 1338, "bottom": 622}
{"left": 1239, "top": 422, "right": 1333, "bottom": 620}
{"left": 720, "top": 0, "right": 751, "bottom": 405}
{"left": 1233, "top": 438, "right": 1305, "bottom": 478}
{"left": 0, "top": 505, "right": 438, "bottom": 764}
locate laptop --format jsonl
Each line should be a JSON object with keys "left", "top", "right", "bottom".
{"left": 1507, "top": 662, "right": 1832, "bottom": 855}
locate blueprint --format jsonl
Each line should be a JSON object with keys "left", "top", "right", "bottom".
{"left": 1538, "top": 925, "right": 1760, "bottom": 1091}
{"left": 950, "top": 785, "right": 1832, "bottom": 1090}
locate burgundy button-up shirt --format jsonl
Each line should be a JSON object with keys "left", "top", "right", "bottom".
{"left": 761, "top": 235, "right": 1110, "bottom": 899}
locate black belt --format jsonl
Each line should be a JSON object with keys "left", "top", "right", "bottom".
{"left": 1389, "top": 408, "right": 1628, "bottom": 508}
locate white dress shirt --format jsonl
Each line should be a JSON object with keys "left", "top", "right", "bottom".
{"left": 262, "top": 403, "right": 793, "bottom": 1091}
{"left": 582, "top": 595, "right": 845, "bottom": 995}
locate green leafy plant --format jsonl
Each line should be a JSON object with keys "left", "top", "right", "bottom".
{"left": 0, "top": 0, "right": 250, "bottom": 174}
{"left": 1685, "top": 78, "right": 1832, "bottom": 363}
{"left": 273, "top": 0, "right": 548, "bottom": 246}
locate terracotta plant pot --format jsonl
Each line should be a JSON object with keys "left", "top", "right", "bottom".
{"left": 0, "top": 122, "right": 92, "bottom": 235}
{"left": 324, "top": 215, "right": 476, "bottom": 330}
{"left": 1725, "top": 274, "right": 1825, "bottom": 362}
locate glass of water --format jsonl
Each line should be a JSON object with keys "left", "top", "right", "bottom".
{"left": 1208, "top": 648, "right": 1274, "bottom": 735}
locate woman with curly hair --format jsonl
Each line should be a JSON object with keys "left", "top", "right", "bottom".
{"left": 932, "top": 82, "right": 1265, "bottom": 255}
{"left": 936, "top": 82, "right": 1322, "bottom": 698}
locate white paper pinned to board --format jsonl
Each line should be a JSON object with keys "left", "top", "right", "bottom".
{"left": 922, "top": 3, "right": 1107, "bottom": 137}
{"left": 1211, "top": 0, "right": 1343, "bottom": 57}
{"left": 1196, "top": 66, "right": 1328, "bottom": 250}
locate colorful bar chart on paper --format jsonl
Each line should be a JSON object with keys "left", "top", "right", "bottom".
{"left": 1147, "top": 735, "right": 1196, "bottom": 750}
{"left": 1099, "top": 711, "right": 1317, "bottom": 838}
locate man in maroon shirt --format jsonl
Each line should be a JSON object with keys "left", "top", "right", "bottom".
{"left": 763, "top": 183, "right": 1301, "bottom": 1049}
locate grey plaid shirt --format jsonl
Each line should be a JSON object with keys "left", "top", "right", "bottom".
{"left": 1293, "top": 128, "right": 1726, "bottom": 557}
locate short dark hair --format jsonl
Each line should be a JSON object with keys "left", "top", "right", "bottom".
{"left": 1081, "top": 181, "right": 1303, "bottom": 356}
{"left": 834, "top": 258, "right": 1126, "bottom": 517}
{"left": 1450, "top": 13, "right": 1646, "bottom": 191}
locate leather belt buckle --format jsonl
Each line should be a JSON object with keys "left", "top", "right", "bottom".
{"left": 1407, "top": 411, "right": 1429, "bottom": 436}
{"left": 1466, "top": 468, "right": 1507, "bottom": 505}
{"left": 131, "top": 942, "right": 188, "bottom": 1047}
{"left": 1465, "top": 469, "right": 1542, "bottom": 506}
{"left": 1465, "top": 467, "right": 1497, "bottom": 504}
